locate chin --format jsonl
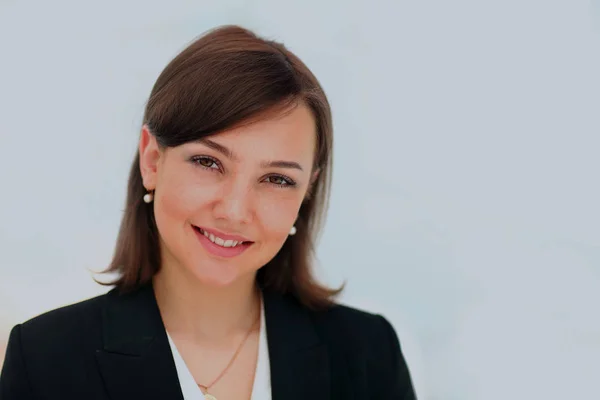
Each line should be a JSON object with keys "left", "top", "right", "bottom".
{"left": 186, "top": 261, "right": 247, "bottom": 288}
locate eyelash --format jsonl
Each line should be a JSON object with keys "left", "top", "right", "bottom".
{"left": 189, "top": 156, "right": 297, "bottom": 188}
{"left": 190, "top": 155, "right": 221, "bottom": 171}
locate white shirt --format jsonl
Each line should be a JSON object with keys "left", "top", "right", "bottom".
{"left": 166, "top": 299, "right": 272, "bottom": 400}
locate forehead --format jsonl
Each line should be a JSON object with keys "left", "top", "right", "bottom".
{"left": 205, "top": 103, "right": 317, "bottom": 164}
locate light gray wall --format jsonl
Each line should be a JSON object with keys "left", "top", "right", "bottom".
{"left": 1, "top": 0, "right": 599, "bottom": 398}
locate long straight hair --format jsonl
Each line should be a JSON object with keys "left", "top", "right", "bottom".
{"left": 100, "top": 25, "right": 341, "bottom": 309}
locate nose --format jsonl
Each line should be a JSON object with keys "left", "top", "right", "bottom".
{"left": 212, "top": 179, "right": 254, "bottom": 225}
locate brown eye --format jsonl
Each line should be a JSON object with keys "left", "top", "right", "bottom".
{"left": 265, "top": 175, "right": 295, "bottom": 187}
{"left": 191, "top": 156, "right": 219, "bottom": 170}
{"left": 268, "top": 176, "right": 284, "bottom": 185}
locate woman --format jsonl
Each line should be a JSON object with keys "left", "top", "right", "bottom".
{"left": 0, "top": 25, "right": 416, "bottom": 399}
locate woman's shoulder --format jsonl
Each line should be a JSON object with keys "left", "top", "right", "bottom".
{"left": 21, "top": 292, "right": 106, "bottom": 329}
{"left": 14, "top": 291, "right": 108, "bottom": 350}
{"left": 311, "top": 301, "right": 401, "bottom": 351}
{"left": 271, "top": 290, "right": 401, "bottom": 351}
{"left": 1, "top": 291, "right": 116, "bottom": 397}
{"left": 308, "top": 300, "right": 415, "bottom": 397}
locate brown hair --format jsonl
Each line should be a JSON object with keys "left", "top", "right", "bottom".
{"left": 100, "top": 25, "right": 341, "bottom": 309}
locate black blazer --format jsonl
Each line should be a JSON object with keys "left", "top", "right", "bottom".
{"left": 0, "top": 284, "right": 416, "bottom": 399}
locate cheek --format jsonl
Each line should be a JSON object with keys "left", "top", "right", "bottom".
{"left": 256, "top": 194, "right": 302, "bottom": 237}
{"left": 154, "top": 174, "right": 218, "bottom": 224}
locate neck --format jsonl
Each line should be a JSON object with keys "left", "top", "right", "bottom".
{"left": 153, "top": 263, "right": 260, "bottom": 342}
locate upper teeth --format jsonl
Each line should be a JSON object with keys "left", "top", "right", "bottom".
{"left": 202, "top": 229, "right": 242, "bottom": 247}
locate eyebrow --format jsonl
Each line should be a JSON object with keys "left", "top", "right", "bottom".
{"left": 199, "top": 138, "right": 234, "bottom": 159}
{"left": 198, "top": 138, "right": 304, "bottom": 171}
{"left": 261, "top": 160, "right": 303, "bottom": 171}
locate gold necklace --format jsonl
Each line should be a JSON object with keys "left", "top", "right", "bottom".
{"left": 197, "top": 313, "right": 260, "bottom": 400}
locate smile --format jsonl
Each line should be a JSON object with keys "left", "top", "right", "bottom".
{"left": 197, "top": 227, "right": 247, "bottom": 247}
{"left": 192, "top": 225, "right": 253, "bottom": 258}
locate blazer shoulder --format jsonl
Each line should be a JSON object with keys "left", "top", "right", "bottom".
{"left": 312, "top": 303, "right": 416, "bottom": 398}
{"left": 2, "top": 291, "right": 114, "bottom": 398}
{"left": 314, "top": 302, "right": 392, "bottom": 339}
{"left": 308, "top": 302, "right": 402, "bottom": 357}
{"left": 18, "top": 291, "right": 108, "bottom": 344}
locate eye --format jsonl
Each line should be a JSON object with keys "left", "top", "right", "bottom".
{"left": 264, "top": 175, "right": 296, "bottom": 187}
{"left": 190, "top": 156, "right": 221, "bottom": 171}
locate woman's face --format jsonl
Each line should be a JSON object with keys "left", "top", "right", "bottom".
{"left": 140, "top": 104, "right": 317, "bottom": 287}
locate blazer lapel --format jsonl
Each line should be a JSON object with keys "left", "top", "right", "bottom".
{"left": 95, "top": 284, "right": 184, "bottom": 400}
{"left": 263, "top": 291, "right": 331, "bottom": 400}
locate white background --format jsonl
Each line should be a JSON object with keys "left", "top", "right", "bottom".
{"left": 1, "top": 1, "right": 599, "bottom": 398}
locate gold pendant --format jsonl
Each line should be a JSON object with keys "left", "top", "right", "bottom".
{"left": 198, "top": 385, "right": 218, "bottom": 400}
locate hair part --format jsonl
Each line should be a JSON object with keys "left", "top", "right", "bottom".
{"left": 99, "top": 25, "right": 342, "bottom": 310}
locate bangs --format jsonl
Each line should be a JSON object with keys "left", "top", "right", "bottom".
{"left": 144, "top": 44, "right": 304, "bottom": 147}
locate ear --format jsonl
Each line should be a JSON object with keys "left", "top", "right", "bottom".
{"left": 139, "top": 125, "right": 161, "bottom": 191}
{"left": 310, "top": 168, "right": 320, "bottom": 185}
{"left": 304, "top": 168, "right": 321, "bottom": 200}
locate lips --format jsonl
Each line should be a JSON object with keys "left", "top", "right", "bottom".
{"left": 192, "top": 225, "right": 253, "bottom": 248}
{"left": 192, "top": 225, "right": 253, "bottom": 258}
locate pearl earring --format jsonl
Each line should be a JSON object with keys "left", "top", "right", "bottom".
{"left": 289, "top": 226, "right": 297, "bottom": 236}
{"left": 143, "top": 191, "right": 154, "bottom": 203}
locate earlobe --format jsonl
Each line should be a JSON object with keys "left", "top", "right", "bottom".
{"left": 139, "top": 125, "right": 160, "bottom": 190}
